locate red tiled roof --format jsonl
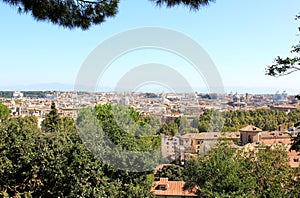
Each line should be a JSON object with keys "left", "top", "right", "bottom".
{"left": 239, "top": 125, "right": 262, "bottom": 132}
{"left": 288, "top": 150, "right": 300, "bottom": 168}
{"left": 151, "top": 178, "right": 198, "bottom": 197}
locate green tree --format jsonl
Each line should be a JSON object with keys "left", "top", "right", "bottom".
{"left": 0, "top": 102, "right": 10, "bottom": 123}
{"left": 288, "top": 109, "right": 300, "bottom": 126}
{"left": 144, "top": 114, "right": 162, "bottom": 134}
{"left": 198, "top": 109, "right": 291, "bottom": 132}
{"left": 77, "top": 105, "right": 158, "bottom": 196}
{"left": 175, "top": 116, "right": 190, "bottom": 135}
{"left": 160, "top": 120, "right": 178, "bottom": 136}
{"left": 41, "top": 102, "right": 62, "bottom": 132}
{"left": 184, "top": 141, "right": 300, "bottom": 197}
{"left": 266, "top": 14, "right": 300, "bottom": 77}
{"left": 0, "top": 115, "right": 113, "bottom": 197}
{"left": 155, "top": 164, "right": 185, "bottom": 181}
{"left": 0, "top": 117, "right": 40, "bottom": 197}
{"left": 184, "top": 141, "right": 250, "bottom": 197}
{"left": 266, "top": 14, "right": 300, "bottom": 149}
{"left": 243, "top": 145, "right": 299, "bottom": 197}
{"left": 197, "top": 109, "right": 224, "bottom": 132}
{"left": 0, "top": 107, "right": 156, "bottom": 197}
{"left": 288, "top": 110, "right": 300, "bottom": 151}
{"left": 3, "top": 0, "right": 214, "bottom": 30}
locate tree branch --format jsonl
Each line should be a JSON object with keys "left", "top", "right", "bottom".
{"left": 76, "top": 0, "right": 99, "bottom": 5}
{"left": 266, "top": 56, "right": 300, "bottom": 77}
{"left": 266, "top": 13, "right": 300, "bottom": 77}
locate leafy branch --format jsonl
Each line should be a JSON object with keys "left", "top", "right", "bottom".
{"left": 266, "top": 56, "right": 300, "bottom": 77}
{"left": 266, "top": 14, "right": 300, "bottom": 77}
{"left": 2, "top": 0, "right": 214, "bottom": 30}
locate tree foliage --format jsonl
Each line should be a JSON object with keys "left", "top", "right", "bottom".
{"left": 3, "top": 0, "right": 119, "bottom": 30}
{"left": 154, "top": 164, "right": 185, "bottom": 181}
{"left": 157, "top": 108, "right": 298, "bottom": 135}
{"left": 184, "top": 141, "right": 300, "bottom": 197}
{"left": 266, "top": 15, "right": 300, "bottom": 77}
{"left": 152, "top": 0, "right": 214, "bottom": 10}
{"left": 265, "top": 14, "right": 300, "bottom": 147}
{"left": 0, "top": 103, "right": 157, "bottom": 197}
{"left": 3, "top": 0, "right": 214, "bottom": 30}
{"left": 0, "top": 91, "right": 13, "bottom": 98}
{"left": 41, "top": 101, "right": 62, "bottom": 133}
{"left": 0, "top": 102, "right": 10, "bottom": 123}
{"left": 160, "top": 120, "right": 179, "bottom": 136}
{"left": 197, "top": 108, "right": 291, "bottom": 132}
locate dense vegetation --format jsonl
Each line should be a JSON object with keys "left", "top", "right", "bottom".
{"left": 0, "top": 91, "right": 13, "bottom": 98}
{"left": 0, "top": 102, "right": 157, "bottom": 197}
{"left": 197, "top": 108, "right": 299, "bottom": 132}
{"left": 1, "top": 101, "right": 300, "bottom": 197}
{"left": 154, "top": 141, "right": 300, "bottom": 197}
{"left": 184, "top": 141, "right": 300, "bottom": 197}
{"left": 160, "top": 109, "right": 300, "bottom": 135}
{"left": 22, "top": 91, "right": 53, "bottom": 98}
{"left": 0, "top": 91, "right": 53, "bottom": 98}
{"left": 154, "top": 164, "right": 186, "bottom": 181}
{"left": 145, "top": 92, "right": 159, "bottom": 98}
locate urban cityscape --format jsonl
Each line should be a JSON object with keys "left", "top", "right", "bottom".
{"left": 1, "top": 0, "right": 300, "bottom": 197}
{"left": 1, "top": 90, "right": 300, "bottom": 196}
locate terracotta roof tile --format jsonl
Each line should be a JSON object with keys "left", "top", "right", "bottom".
{"left": 151, "top": 178, "right": 198, "bottom": 197}
{"left": 288, "top": 150, "right": 300, "bottom": 168}
{"left": 240, "top": 125, "right": 262, "bottom": 132}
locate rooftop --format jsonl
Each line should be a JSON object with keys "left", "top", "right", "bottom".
{"left": 151, "top": 178, "right": 198, "bottom": 197}
{"left": 240, "top": 125, "right": 262, "bottom": 132}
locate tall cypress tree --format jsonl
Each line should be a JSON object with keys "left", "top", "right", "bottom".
{"left": 41, "top": 102, "right": 62, "bottom": 133}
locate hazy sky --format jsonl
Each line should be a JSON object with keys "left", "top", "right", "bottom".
{"left": 0, "top": 0, "right": 299, "bottom": 94}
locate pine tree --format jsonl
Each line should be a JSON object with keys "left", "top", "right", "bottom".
{"left": 41, "top": 102, "right": 62, "bottom": 132}
{"left": 3, "top": 0, "right": 214, "bottom": 30}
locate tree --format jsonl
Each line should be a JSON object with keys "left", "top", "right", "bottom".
{"left": 41, "top": 101, "right": 62, "bottom": 132}
{"left": 266, "top": 15, "right": 300, "bottom": 77}
{"left": 154, "top": 164, "right": 185, "bottom": 181}
{"left": 0, "top": 117, "right": 41, "bottom": 197}
{"left": 160, "top": 120, "right": 178, "bottom": 136}
{"left": 83, "top": 104, "right": 162, "bottom": 172}
{"left": 183, "top": 141, "right": 300, "bottom": 197}
{"left": 3, "top": 0, "right": 214, "bottom": 30}
{"left": 184, "top": 141, "right": 250, "bottom": 197}
{"left": 0, "top": 102, "right": 10, "bottom": 123}
{"left": 0, "top": 108, "right": 156, "bottom": 197}
{"left": 144, "top": 114, "right": 162, "bottom": 134}
{"left": 244, "top": 145, "right": 299, "bottom": 197}
{"left": 266, "top": 14, "right": 300, "bottom": 148}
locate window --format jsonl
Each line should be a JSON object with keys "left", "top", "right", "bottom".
{"left": 157, "top": 185, "right": 167, "bottom": 190}
{"left": 248, "top": 135, "right": 252, "bottom": 143}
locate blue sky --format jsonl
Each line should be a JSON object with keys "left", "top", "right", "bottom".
{"left": 0, "top": 0, "right": 299, "bottom": 94}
